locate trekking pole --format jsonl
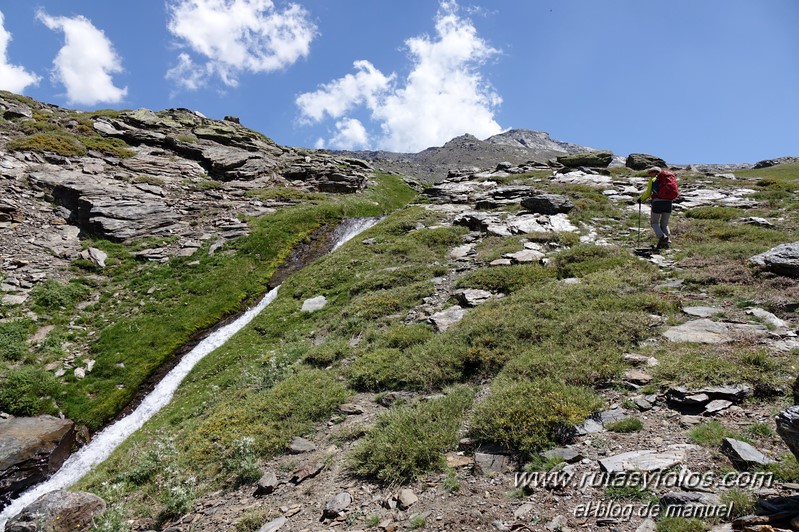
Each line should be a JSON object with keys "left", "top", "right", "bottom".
{"left": 637, "top": 201, "right": 642, "bottom": 248}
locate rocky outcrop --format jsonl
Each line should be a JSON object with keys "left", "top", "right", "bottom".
{"left": 556, "top": 150, "right": 613, "bottom": 168}
{"left": 520, "top": 194, "right": 574, "bottom": 215}
{"left": 625, "top": 153, "right": 667, "bottom": 170}
{"left": 0, "top": 416, "right": 76, "bottom": 510}
{"left": 0, "top": 98, "right": 374, "bottom": 296}
{"left": 5, "top": 490, "right": 106, "bottom": 531}
{"left": 776, "top": 406, "right": 799, "bottom": 462}
{"left": 750, "top": 242, "right": 799, "bottom": 277}
{"left": 754, "top": 156, "right": 799, "bottom": 169}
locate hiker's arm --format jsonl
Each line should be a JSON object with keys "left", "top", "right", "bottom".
{"left": 639, "top": 177, "right": 654, "bottom": 202}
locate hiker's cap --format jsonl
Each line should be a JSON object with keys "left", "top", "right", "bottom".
{"left": 646, "top": 166, "right": 661, "bottom": 174}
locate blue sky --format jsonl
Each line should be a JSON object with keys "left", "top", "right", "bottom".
{"left": 0, "top": 1, "right": 796, "bottom": 164}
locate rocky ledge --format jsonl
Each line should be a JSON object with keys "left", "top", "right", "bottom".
{"left": 0, "top": 92, "right": 374, "bottom": 307}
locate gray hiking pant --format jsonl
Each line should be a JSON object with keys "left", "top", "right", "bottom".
{"left": 650, "top": 211, "right": 670, "bottom": 239}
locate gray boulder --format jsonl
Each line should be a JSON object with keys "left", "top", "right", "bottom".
{"left": 6, "top": 490, "right": 106, "bottom": 532}
{"left": 322, "top": 491, "right": 352, "bottom": 518}
{"left": 0, "top": 416, "right": 76, "bottom": 508}
{"left": 750, "top": 242, "right": 799, "bottom": 277}
{"left": 556, "top": 150, "right": 613, "bottom": 168}
{"left": 721, "top": 437, "right": 774, "bottom": 469}
{"left": 521, "top": 194, "right": 574, "bottom": 214}
{"left": 626, "top": 153, "right": 667, "bottom": 171}
{"left": 776, "top": 406, "right": 799, "bottom": 462}
{"left": 428, "top": 305, "right": 466, "bottom": 332}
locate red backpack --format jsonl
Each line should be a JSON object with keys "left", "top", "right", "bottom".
{"left": 655, "top": 171, "right": 679, "bottom": 200}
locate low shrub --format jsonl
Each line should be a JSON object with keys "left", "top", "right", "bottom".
{"left": 347, "top": 348, "right": 415, "bottom": 391}
{"left": 0, "top": 319, "right": 34, "bottom": 360}
{"left": 30, "top": 279, "right": 91, "bottom": 311}
{"left": 456, "top": 264, "right": 556, "bottom": 293}
{"left": 349, "top": 385, "right": 474, "bottom": 485}
{"left": 687, "top": 420, "right": 748, "bottom": 448}
{"left": 6, "top": 132, "right": 87, "bottom": 157}
{"left": 304, "top": 339, "right": 351, "bottom": 367}
{"left": 471, "top": 378, "right": 602, "bottom": 456}
{"left": 684, "top": 207, "right": 741, "bottom": 220}
{"left": 0, "top": 366, "right": 59, "bottom": 415}
{"left": 606, "top": 418, "right": 643, "bottom": 433}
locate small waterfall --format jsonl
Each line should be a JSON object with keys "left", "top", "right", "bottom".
{"left": 331, "top": 216, "right": 382, "bottom": 251}
{"left": 0, "top": 216, "right": 380, "bottom": 529}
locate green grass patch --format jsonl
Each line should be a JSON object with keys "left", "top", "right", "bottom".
{"left": 746, "top": 422, "right": 775, "bottom": 439}
{"left": 720, "top": 488, "right": 757, "bottom": 519}
{"left": 606, "top": 418, "right": 644, "bottom": 433}
{"left": 0, "top": 318, "right": 34, "bottom": 361}
{"left": 457, "top": 263, "right": 556, "bottom": 293}
{"left": 758, "top": 453, "right": 799, "bottom": 482}
{"left": 652, "top": 345, "right": 786, "bottom": 390}
{"left": 246, "top": 186, "right": 327, "bottom": 202}
{"left": 0, "top": 366, "right": 59, "bottom": 416}
{"left": 349, "top": 385, "right": 474, "bottom": 485}
{"left": 735, "top": 162, "right": 799, "bottom": 181}
{"left": 553, "top": 244, "right": 636, "bottom": 278}
{"left": 687, "top": 420, "right": 749, "bottom": 448}
{"left": 684, "top": 207, "right": 742, "bottom": 220}
{"left": 6, "top": 132, "right": 87, "bottom": 157}
{"left": 656, "top": 517, "right": 708, "bottom": 532}
{"left": 603, "top": 485, "right": 657, "bottom": 503}
{"left": 471, "top": 377, "right": 602, "bottom": 457}
{"left": 30, "top": 279, "right": 91, "bottom": 312}
{"left": 58, "top": 173, "right": 417, "bottom": 428}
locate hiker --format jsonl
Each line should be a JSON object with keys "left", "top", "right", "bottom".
{"left": 638, "top": 166, "right": 679, "bottom": 249}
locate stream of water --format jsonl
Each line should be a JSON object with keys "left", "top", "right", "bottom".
{"left": 0, "top": 217, "right": 380, "bottom": 528}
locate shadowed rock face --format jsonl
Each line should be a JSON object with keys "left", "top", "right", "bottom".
{"left": 6, "top": 490, "right": 106, "bottom": 532}
{"left": 0, "top": 416, "right": 76, "bottom": 511}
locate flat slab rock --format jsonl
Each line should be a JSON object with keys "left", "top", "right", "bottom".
{"left": 454, "top": 288, "right": 494, "bottom": 307}
{"left": 300, "top": 295, "right": 327, "bottom": 312}
{"left": 429, "top": 305, "right": 466, "bottom": 332}
{"left": 721, "top": 437, "right": 774, "bottom": 468}
{"left": 662, "top": 318, "right": 767, "bottom": 344}
{"left": 599, "top": 449, "right": 686, "bottom": 473}
{"left": 682, "top": 306, "right": 724, "bottom": 318}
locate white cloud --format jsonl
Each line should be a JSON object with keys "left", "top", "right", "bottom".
{"left": 166, "top": 0, "right": 317, "bottom": 90}
{"left": 296, "top": 60, "right": 393, "bottom": 123}
{"left": 329, "top": 118, "right": 369, "bottom": 150}
{"left": 0, "top": 11, "right": 41, "bottom": 93}
{"left": 295, "top": 0, "right": 502, "bottom": 152}
{"left": 36, "top": 10, "right": 127, "bottom": 106}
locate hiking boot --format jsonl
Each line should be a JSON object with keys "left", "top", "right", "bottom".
{"left": 656, "top": 237, "right": 670, "bottom": 249}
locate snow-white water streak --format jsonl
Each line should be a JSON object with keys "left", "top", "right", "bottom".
{"left": 0, "top": 217, "right": 380, "bottom": 528}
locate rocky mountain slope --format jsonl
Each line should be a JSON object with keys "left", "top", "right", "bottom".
{"left": 330, "top": 129, "right": 594, "bottom": 183}
{"left": 3, "top": 92, "right": 799, "bottom": 532}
